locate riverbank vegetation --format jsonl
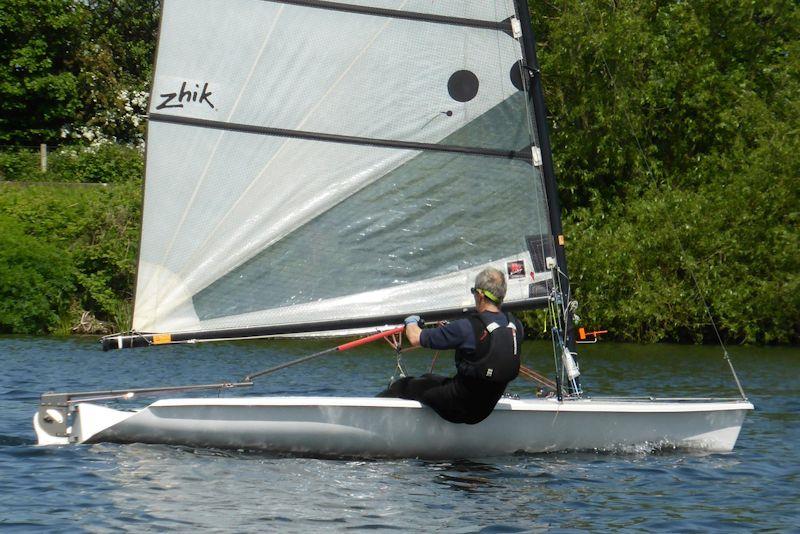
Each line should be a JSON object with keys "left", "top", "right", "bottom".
{"left": 1, "top": 0, "right": 797, "bottom": 343}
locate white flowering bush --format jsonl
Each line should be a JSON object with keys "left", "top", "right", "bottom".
{"left": 61, "top": 88, "right": 149, "bottom": 148}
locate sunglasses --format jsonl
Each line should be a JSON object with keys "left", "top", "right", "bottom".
{"left": 471, "top": 287, "right": 500, "bottom": 303}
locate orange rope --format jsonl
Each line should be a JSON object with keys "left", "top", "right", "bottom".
{"left": 519, "top": 365, "right": 557, "bottom": 390}
{"left": 428, "top": 351, "right": 440, "bottom": 373}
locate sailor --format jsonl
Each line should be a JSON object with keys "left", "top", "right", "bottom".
{"left": 377, "top": 267, "right": 523, "bottom": 424}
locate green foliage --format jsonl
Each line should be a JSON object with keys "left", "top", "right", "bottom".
{"left": 532, "top": 0, "right": 799, "bottom": 208}
{"left": 0, "top": 0, "right": 158, "bottom": 145}
{"left": 69, "top": 179, "right": 141, "bottom": 329}
{"left": 0, "top": 0, "right": 85, "bottom": 144}
{"left": 70, "top": 0, "right": 159, "bottom": 145}
{"left": 0, "top": 180, "right": 141, "bottom": 333}
{"left": 0, "top": 144, "right": 143, "bottom": 183}
{"left": 49, "top": 144, "right": 144, "bottom": 183}
{"left": 0, "top": 214, "right": 75, "bottom": 333}
{"left": 518, "top": 309, "right": 550, "bottom": 340}
{"left": 0, "top": 148, "right": 40, "bottom": 180}
{"left": 82, "top": 0, "right": 159, "bottom": 84}
{"left": 567, "top": 103, "right": 799, "bottom": 344}
{"left": 529, "top": 0, "right": 800, "bottom": 343}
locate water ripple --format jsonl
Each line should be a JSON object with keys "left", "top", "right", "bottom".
{"left": 0, "top": 338, "right": 798, "bottom": 531}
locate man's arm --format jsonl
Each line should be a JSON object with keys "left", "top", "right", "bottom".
{"left": 420, "top": 320, "right": 475, "bottom": 351}
{"left": 405, "top": 322, "right": 422, "bottom": 347}
{"left": 403, "top": 316, "right": 472, "bottom": 351}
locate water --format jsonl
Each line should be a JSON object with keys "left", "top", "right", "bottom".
{"left": 1, "top": 337, "right": 798, "bottom": 531}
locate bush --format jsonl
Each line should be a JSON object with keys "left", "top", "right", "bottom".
{"left": 529, "top": 0, "right": 799, "bottom": 344}
{"left": 0, "top": 179, "right": 141, "bottom": 333}
{"left": 0, "top": 148, "right": 41, "bottom": 181}
{"left": 566, "top": 121, "right": 800, "bottom": 344}
{"left": 0, "top": 215, "right": 75, "bottom": 333}
{"left": 49, "top": 143, "right": 144, "bottom": 183}
{"left": 0, "top": 143, "right": 143, "bottom": 183}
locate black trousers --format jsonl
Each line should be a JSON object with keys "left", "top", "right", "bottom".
{"left": 377, "top": 373, "right": 506, "bottom": 425}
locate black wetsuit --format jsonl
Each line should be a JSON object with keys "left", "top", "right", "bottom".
{"left": 377, "top": 311, "right": 523, "bottom": 424}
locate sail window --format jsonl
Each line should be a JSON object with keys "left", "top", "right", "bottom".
{"left": 447, "top": 70, "right": 480, "bottom": 102}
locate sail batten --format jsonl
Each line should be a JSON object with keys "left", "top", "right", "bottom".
{"left": 263, "top": 0, "right": 514, "bottom": 32}
{"left": 149, "top": 113, "right": 532, "bottom": 161}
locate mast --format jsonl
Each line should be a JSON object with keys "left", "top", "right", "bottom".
{"left": 513, "top": 0, "right": 580, "bottom": 395}
{"left": 513, "top": 0, "right": 569, "bottom": 295}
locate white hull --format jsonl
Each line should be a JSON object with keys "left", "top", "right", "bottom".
{"left": 35, "top": 396, "right": 752, "bottom": 458}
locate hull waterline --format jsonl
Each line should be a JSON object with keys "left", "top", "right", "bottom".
{"left": 35, "top": 396, "right": 752, "bottom": 458}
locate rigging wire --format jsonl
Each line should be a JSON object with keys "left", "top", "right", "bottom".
{"left": 578, "top": 4, "right": 746, "bottom": 399}
{"left": 385, "top": 330, "right": 407, "bottom": 379}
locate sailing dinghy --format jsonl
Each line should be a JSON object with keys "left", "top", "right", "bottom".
{"left": 34, "top": 0, "right": 752, "bottom": 457}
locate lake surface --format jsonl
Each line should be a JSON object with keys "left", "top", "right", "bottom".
{"left": 1, "top": 337, "right": 797, "bottom": 531}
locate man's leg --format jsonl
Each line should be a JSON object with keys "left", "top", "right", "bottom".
{"left": 376, "top": 374, "right": 449, "bottom": 399}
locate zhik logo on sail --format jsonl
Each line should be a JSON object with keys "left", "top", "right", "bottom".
{"left": 156, "top": 82, "right": 214, "bottom": 110}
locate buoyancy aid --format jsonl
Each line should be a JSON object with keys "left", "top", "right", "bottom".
{"left": 455, "top": 312, "right": 521, "bottom": 383}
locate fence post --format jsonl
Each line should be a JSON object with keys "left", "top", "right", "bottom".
{"left": 40, "top": 143, "right": 48, "bottom": 172}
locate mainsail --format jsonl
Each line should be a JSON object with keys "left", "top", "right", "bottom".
{"left": 129, "top": 0, "right": 564, "bottom": 341}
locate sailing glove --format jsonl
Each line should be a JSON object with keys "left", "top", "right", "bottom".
{"left": 404, "top": 315, "right": 421, "bottom": 326}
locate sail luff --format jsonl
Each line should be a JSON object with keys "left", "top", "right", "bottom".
{"left": 513, "top": 0, "right": 570, "bottom": 291}
{"left": 514, "top": 0, "right": 580, "bottom": 397}
{"left": 513, "top": 1, "right": 565, "bottom": 259}
{"left": 130, "top": 0, "right": 170, "bottom": 331}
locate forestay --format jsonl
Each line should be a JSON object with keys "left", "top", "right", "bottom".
{"left": 135, "top": 0, "right": 556, "bottom": 336}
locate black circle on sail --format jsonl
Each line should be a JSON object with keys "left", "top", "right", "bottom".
{"left": 447, "top": 70, "right": 479, "bottom": 102}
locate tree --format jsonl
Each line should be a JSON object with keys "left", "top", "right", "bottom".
{"left": 67, "top": 0, "right": 159, "bottom": 145}
{"left": 529, "top": 0, "right": 800, "bottom": 343}
{"left": 531, "top": 0, "right": 799, "bottom": 210}
{"left": 0, "top": 0, "right": 86, "bottom": 144}
{"left": 0, "top": 0, "right": 160, "bottom": 146}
